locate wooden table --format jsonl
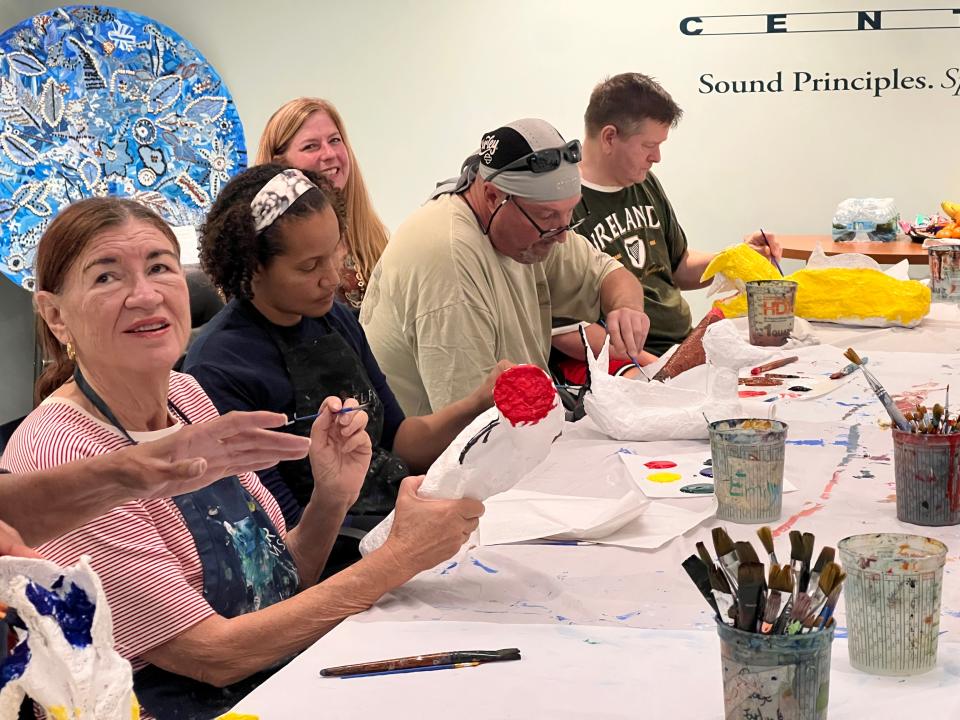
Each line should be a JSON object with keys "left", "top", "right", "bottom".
{"left": 778, "top": 234, "right": 930, "bottom": 265}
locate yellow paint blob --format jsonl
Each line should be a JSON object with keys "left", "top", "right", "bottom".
{"left": 701, "top": 244, "right": 931, "bottom": 327}
{"left": 131, "top": 693, "right": 142, "bottom": 720}
{"left": 217, "top": 714, "right": 260, "bottom": 720}
{"left": 647, "top": 471, "right": 683, "bottom": 483}
{"left": 47, "top": 708, "right": 69, "bottom": 720}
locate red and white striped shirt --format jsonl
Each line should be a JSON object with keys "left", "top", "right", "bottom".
{"left": 1, "top": 372, "right": 288, "bottom": 673}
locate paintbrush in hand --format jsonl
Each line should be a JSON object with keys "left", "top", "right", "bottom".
{"left": 756, "top": 526, "right": 779, "bottom": 567}
{"left": 683, "top": 555, "right": 722, "bottom": 622}
{"left": 844, "top": 347, "right": 910, "bottom": 431}
{"left": 760, "top": 228, "right": 784, "bottom": 276}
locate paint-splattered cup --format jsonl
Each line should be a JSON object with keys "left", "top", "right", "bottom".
{"left": 718, "top": 621, "right": 834, "bottom": 720}
{"left": 893, "top": 429, "right": 960, "bottom": 526}
{"left": 838, "top": 533, "right": 948, "bottom": 675}
{"left": 746, "top": 280, "right": 798, "bottom": 346}
{"left": 709, "top": 419, "right": 787, "bottom": 524}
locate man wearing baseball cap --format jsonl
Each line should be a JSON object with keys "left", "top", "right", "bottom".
{"left": 360, "top": 118, "right": 650, "bottom": 415}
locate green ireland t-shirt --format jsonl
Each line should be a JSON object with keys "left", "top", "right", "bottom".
{"left": 573, "top": 173, "right": 693, "bottom": 356}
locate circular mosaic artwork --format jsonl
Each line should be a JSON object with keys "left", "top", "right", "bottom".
{"left": 0, "top": 5, "right": 246, "bottom": 290}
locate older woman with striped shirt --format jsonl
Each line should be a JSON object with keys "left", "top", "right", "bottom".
{"left": 1, "top": 197, "right": 483, "bottom": 720}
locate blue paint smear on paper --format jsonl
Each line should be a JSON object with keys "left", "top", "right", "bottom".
{"left": 25, "top": 579, "right": 94, "bottom": 648}
{"left": 471, "top": 558, "right": 498, "bottom": 574}
{"left": 833, "top": 626, "right": 848, "bottom": 639}
{"left": 440, "top": 561, "right": 458, "bottom": 575}
{"left": 942, "top": 610, "right": 960, "bottom": 618}
{"left": 786, "top": 439, "right": 825, "bottom": 446}
{"left": 616, "top": 610, "right": 642, "bottom": 621}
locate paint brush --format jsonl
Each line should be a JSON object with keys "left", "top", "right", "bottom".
{"left": 799, "top": 533, "right": 815, "bottom": 593}
{"left": 806, "top": 547, "right": 835, "bottom": 599}
{"left": 788, "top": 531, "right": 805, "bottom": 603}
{"left": 736, "top": 562, "right": 766, "bottom": 632}
{"left": 760, "top": 228, "right": 784, "bottom": 276}
{"left": 734, "top": 541, "right": 760, "bottom": 566}
{"left": 683, "top": 555, "right": 723, "bottom": 622}
{"left": 751, "top": 356, "right": 799, "bottom": 376}
{"left": 629, "top": 355, "right": 650, "bottom": 382}
{"left": 285, "top": 403, "right": 370, "bottom": 426}
{"left": 756, "top": 526, "right": 779, "bottom": 567}
{"left": 844, "top": 347, "right": 911, "bottom": 431}
{"left": 807, "top": 562, "right": 839, "bottom": 615}
{"left": 829, "top": 357, "right": 867, "bottom": 380}
{"left": 708, "top": 565, "right": 736, "bottom": 624}
{"left": 321, "top": 648, "right": 521, "bottom": 677}
{"left": 761, "top": 564, "right": 791, "bottom": 634}
{"left": 696, "top": 541, "right": 715, "bottom": 570}
{"left": 712, "top": 528, "right": 740, "bottom": 593}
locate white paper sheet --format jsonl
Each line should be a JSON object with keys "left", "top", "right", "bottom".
{"left": 230, "top": 620, "right": 960, "bottom": 720}
{"left": 478, "top": 489, "right": 648, "bottom": 546}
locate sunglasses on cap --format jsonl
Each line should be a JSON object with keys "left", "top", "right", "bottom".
{"left": 484, "top": 140, "right": 582, "bottom": 183}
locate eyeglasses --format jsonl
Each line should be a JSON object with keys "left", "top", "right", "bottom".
{"left": 509, "top": 195, "right": 590, "bottom": 240}
{"left": 483, "top": 140, "right": 582, "bottom": 183}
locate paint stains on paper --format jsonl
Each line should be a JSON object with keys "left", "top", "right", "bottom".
{"left": 647, "top": 471, "right": 683, "bottom": 483}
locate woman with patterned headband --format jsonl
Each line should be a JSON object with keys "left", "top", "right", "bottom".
{"left": 256, "top": 97, "right": 385, "bottom": 311}
{"left": 183, "top": 165, "right": 508, "bottom": 540}
{"left": 1, "top": 196, "right": 483, "bottom": 719}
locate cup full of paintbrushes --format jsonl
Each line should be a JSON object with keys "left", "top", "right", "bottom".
{"left": 683, "top": 526, "right": 840, "bottom": 719}
{"left": 839, "top": 533, "right": 948, "bottom": 675}
{"left": 893, "top": 397, "right": 960, "bottom": 526}
{"left": 709, "top": 419, "right": 787, "bottom": 524}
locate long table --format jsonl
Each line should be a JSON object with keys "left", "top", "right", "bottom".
{"left": 232, "top": 302, "right": 960, "bottom": 719}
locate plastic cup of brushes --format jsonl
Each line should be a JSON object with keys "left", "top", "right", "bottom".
{"left": 709, "top": 419, "right": 788, "bottom": 524}
{"left": 745, "top": 280, "right": 798, "bottom": 347}
{"left": 717, "top": 621, "right": 835, "bottom": 720}
{"left": 838, "top": 533, "right": 948, "bottom": 675}
{"left": 893, "top": 429, "right": 960, "bottom": 526}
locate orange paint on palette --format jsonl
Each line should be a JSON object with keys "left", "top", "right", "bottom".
{"left": 739, "top": 390, "right": 767, "bottom": 398}
{"left": 644, "top": 460, "right": 677, "bottom": 469}
{"left": 647, "top": 471, "right": 683, "bottom": 483}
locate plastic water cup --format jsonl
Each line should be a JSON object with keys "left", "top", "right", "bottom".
{"left": 746, "top": 280, "right": 798, "bottom": 346}
{"left": 928, "top": 246, "right": 960, "bottom": 302}
{"left": 893, "top": 429, "right": 960, "bottom": 526}
{"left": 709, "top": 419, "right": 787, "bottom": 524}
{"left": 718, "top": 621, "right": 834, "bottom": 720}
{"left": 838, "top": 533, "right": 948, "bottom": 675}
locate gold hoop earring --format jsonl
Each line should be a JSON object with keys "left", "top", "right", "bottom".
{"left": 66, "top": 342, "right": 76, "bottom": 361}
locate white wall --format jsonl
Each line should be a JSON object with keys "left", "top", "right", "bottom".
{"left": 1, "top": 0, "right": 957, "bottom": 421}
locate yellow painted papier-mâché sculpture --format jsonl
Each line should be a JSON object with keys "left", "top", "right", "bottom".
{"left": 700, "top": 244, "right": 931, "bottom": 327}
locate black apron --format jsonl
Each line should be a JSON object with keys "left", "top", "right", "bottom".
{"left": 263, "top": 308, "right": 407, "bottom": 521}
{"left": 72, "top": 368, "right": 299, "bottom": 720}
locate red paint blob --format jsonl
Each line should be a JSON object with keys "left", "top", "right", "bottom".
{"left": 644, "top": 460, "right": 677, "bottom": 469}
{"left": 739, "top": 390, "right": 767, "bottom": 398}
{"left": 493, "top": 365, "right": 557, "bottom": 426}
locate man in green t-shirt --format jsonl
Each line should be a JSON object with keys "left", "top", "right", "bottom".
{"left": 552, "top": 73, "right": 782, "bottom": 373}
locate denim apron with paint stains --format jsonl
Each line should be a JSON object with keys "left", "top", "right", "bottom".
{"left": 263, "top": 309, "right": 407, "bottom": 521}
{"left": 72, "top": 368, "right": 299, "bottom": 720}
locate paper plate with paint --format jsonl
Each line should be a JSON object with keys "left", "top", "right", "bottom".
{"left": 582, "top": 321, "right": 772, "bottom": 442}
{"left": 0, "top": 555, "right": 136, "bottom": 719}
{"left": 359, "top": 365, "right": 565, "bottom": 555}
{"left": 0, "top": 5, "right": 246, "bottom": 290}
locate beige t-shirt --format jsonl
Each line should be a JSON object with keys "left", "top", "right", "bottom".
{"left": 360, "top": 193, "right": 622, "bottom": 415}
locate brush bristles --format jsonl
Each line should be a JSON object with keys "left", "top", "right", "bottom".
{"left": 712, "top": 527, "right": 735, "bottom": 557}
{"left": 812, "top": 547, "right": 835, "bottom": 574}
{"left": 844, "top": 347, "right": 862, "bottom": 365}
{"left": 734, "top": 541, "right": 760, "bottom": 565}
{"left": 757, "top": 526, "right": 774, "bottom": 554}
{"left": 789, "top": 531, "right": 804, "bottom": 560}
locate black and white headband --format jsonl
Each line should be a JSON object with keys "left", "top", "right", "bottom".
{"left": 250, "top": 169, "right": 317, "bottom": 232}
